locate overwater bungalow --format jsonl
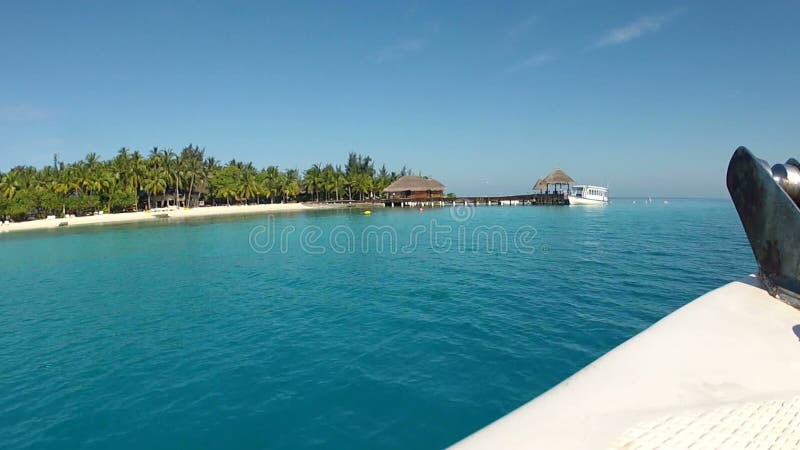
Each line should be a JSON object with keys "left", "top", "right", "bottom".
{"left": 383, "top": 175, "right": 446, "bottom": 200}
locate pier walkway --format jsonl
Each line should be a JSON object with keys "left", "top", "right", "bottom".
{"left": 321, "top": 193, "right": 570, "bottom": 207}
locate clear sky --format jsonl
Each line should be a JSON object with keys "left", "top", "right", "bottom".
{"left": 1, "top": 0, "right": 798, "bottom": 197}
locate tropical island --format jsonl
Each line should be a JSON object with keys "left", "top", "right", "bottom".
{"left": 0, "top": 146, "right": 418, "bottom": 229}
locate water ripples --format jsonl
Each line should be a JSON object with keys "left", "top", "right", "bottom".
{"left": 0, "top": 200, "right": 755, "bottom": 449}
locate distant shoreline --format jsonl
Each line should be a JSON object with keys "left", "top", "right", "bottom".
{"left": 0, "top": 203, "right": 353, "bottom": 235}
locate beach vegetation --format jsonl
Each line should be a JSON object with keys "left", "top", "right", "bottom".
{"left": 0, "top": 148, "right": 410, "bottom": 221}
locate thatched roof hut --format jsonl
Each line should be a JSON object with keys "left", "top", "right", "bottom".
{"left": 533, "top": 169, "right": 575, "bottom": 192}
{"left": 383, "top": 175, "right": 446, "bottom": 200}
{"left": 383, "top": 175, "right": 446, "bottom": 193}
{"left": 543, "top": 169, "right": 575, "bottom": 185}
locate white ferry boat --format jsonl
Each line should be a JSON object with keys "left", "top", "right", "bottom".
{"left": 568, "top": 185, "right": 608, "bottom": 205}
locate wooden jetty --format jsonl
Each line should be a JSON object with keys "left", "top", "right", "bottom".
{"left": 374, "top": 192, "right": 569, "bottom": 207}
{"left": 373, "top": 168, "right": 575, "bottom": 207}
{"left": 320, "top": 169, "right": 579, "bottom": 207}
{"left": 319, "top": 193, "right": 569, "bottom": 207}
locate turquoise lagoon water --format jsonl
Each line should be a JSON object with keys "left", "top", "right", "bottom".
{"left": 0, "top": 199, "right": 755, "bottom": 449}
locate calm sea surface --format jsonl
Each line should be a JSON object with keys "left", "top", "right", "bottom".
{"left": 0, "top": 199, "right": 755, "bottom": 449}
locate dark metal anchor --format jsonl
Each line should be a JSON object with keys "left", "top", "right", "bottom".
{"left": 727, "top": 147, "right": 800, "bottom": 308}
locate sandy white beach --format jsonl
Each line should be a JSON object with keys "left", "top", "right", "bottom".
{"left": 0, "top": 203, "right": 348, "bottom": 234}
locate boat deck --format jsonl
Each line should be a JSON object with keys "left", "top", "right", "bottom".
{"left": 451, "top": 276, "right": 800, "bottom": 449}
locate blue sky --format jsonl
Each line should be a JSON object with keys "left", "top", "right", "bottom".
{"left": 1, "top": 0, "right": 798, "bottom": 197}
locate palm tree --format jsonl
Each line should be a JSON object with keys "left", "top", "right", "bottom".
{"left": 181, "top": 145, "right": 204, "bottom": 207}
{"left": 52, "top": 170, "right": 71, "bottom": 196}
{"left": 161, "top": 149, "right": 181, "bottom": 207}
{"left": 204, "top": 156, "right": 220, "bottom": 172}
{"left": 239, "top": 168, "right": 260, "bottom": 204}
{"left": 274, "top": 170, "right": 288, "bottom": 203}
{"left": 217, "top": 174, "right": 238, "bottom": 206}
{"left": 283, "top": 169, "right": 300, "bottom": 202}
{"left": 304, "top": 164, "right": 323, "bottom": 202}
{"left": 101, "top": 168, "right": 120, "bottom": 213}
{"left": 60, "top": 165, "right": 80, "bottom": 197}
{"left": 76, "top": 164, "right": 96, "bottom": 195}
{"left": 0, "top": 170, "right": 20, "bottom": 200}
{"left": 355, "top": 173, "right": 373, "bottom": 200}
{"left": 333, "top": 168, "right": 347, "bottom": 201}
{"left": 129, "top": 151, "right": 146, "bottom": 209}
{"left": 143, "top": 167, "right": 168, "bottom": 210}
{"left": 85, "top": 152, "right": 101, "bottom": 170}
{"left": 148, "top": 147, "right": 162, "bottom": 166}
{"left": 204, "top": 157, "right": 221, "bottom": 205}
{"left": 259, "top": 166, "right": 280, "bottom": 203}
{"left": 321, "top": 165, "right": 337, "bottom": 201}
{"left": 210, "top": 163, "right": 240, "bottom": 205}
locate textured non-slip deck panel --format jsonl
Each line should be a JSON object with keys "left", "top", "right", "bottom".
{"left": 611, "top": 396, "right": 800, "bottom": 449}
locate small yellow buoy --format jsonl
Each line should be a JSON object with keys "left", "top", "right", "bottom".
{"left": 363, "top": 210, "right": 372, "bottom": 215}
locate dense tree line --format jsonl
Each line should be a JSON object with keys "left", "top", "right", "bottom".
{"left": 0, "top": 146, "right": 410, "bottom": 221}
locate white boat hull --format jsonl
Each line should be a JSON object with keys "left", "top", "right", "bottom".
{"left": 451, "top": 277, "right": 800, "bottom": 450}
{"left": 568, "top": 195, "right": 607, "bottom": 205}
